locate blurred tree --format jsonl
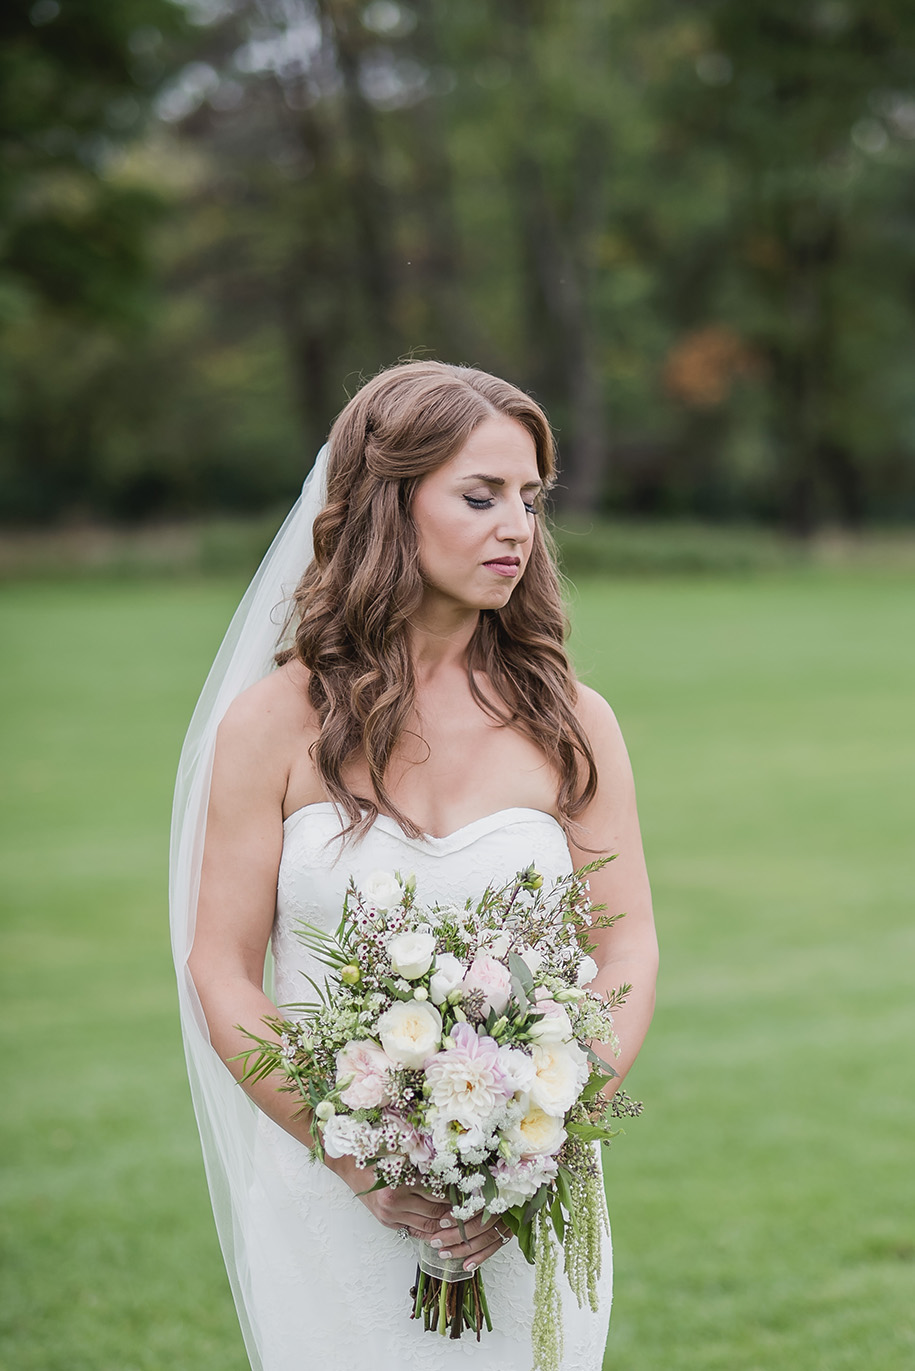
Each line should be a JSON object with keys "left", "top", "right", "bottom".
{"left": 3, "top": 0, "right": 915, "bottom": 527}
{"left": 0, "top": 0, "right": 190, "bottom": 518}
{"left": 0, "top": 0, "right": 187, "bottom": 322}
{"left": 652, "top": 0, "right": 915, "bottom": 529}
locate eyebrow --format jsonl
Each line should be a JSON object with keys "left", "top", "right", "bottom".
{"left": 462, "top": 472, "right": 544, "bottom": 491}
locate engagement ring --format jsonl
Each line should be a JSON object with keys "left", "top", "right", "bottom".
{"left": 397, "top": 1226, "right": 411, "bottom": 1240}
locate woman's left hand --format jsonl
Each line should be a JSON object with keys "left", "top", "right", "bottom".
{"left": 420, "top": 1211, "right": 512, "bottom": 1272}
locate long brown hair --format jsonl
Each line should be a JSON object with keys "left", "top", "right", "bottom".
{"left": 276, "top": 360, "right": 597, "bottom": 838}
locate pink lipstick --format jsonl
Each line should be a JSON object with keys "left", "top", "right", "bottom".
{"left": 483, "top": 557, "right": 521, "bottom": 577}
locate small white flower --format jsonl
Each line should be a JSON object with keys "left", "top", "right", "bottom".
{"left": 322, "top": 1114, "right": 369, "bottom": 1159}
{"left": 429, "top": 952, "right": 465, "bottom": 1005}
{"left": 387, "top": 930, "right": 436, "bottom": 980}
{"left": 362, "top": 870, "right": 403, "bottom": 912}
{"left": 527, "top": 1004, "right": 574, "bottom": 1044}
{"left": 314, "top": 1100, "right": 335, "bottom": 1121}
{"left": 497, "top": 1045, "right": 536, "bottom": 1094}
{"left": 518, "top": 945, "right": 542, "bottom": 977}
{"left": 576, "top": 955, "right": 599, "bottom": 987}
{"left": 486, "top": 931, "right": 510, "bottom": 959}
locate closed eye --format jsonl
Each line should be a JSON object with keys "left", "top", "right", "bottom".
{"left": 463, "top": 494, "right": 538, "bottom": 514}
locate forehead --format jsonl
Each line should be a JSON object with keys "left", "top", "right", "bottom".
{"left": 443, "top": 415, "right": 541, "bottom": 482}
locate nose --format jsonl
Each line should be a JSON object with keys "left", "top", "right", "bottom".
{"left": 497, "top": 494, "right": 532, "bottom": 545}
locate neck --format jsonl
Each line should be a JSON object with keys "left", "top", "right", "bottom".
{"left": 406, "top": 603, "right": 480, "bottom": 679}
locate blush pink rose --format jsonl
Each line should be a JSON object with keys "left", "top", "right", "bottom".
{"left": 462, "top": 954, "right": 512, "bottom": 1017}
{"left": 335, "top": 1040, "right": 393, "bottom": 1109}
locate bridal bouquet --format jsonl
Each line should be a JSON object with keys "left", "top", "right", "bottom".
{"left": 238, "top": 861, "right": 641, "bottom": 1371}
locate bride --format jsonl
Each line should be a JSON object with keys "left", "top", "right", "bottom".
{"left": 170, "top": 360, "right": 658, "bottom": 1370}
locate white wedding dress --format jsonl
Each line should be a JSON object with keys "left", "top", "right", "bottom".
{"left": 242, "top": 803, "right": 612, "bottom": 1371}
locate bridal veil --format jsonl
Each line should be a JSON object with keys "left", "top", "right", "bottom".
{"left": 168, "top": 445, "right": 329, "bottom": 1369}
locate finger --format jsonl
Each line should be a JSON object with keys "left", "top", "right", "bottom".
{"left": 432, "top": 1221, "right": 510, "bottom": 1266}
{"left": 382, "top": 1192, "right": 448, "bottom": 1232}
{"left": 433, "top": 1212, "right": 498, "bottom": 1247}
{"left": 394, "top": 1186, "right": 449, "bottom": 1216}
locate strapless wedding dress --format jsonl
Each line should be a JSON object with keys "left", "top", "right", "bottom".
{"left": 243, "top": 804, "right": 612, "bottom": 1370}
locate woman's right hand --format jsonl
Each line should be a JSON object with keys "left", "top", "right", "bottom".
{"left": 360, "top": 1182, "right": 451, "bottom": 1240}
{"left": 326, "top": 1152, "right": 449, "bottom": 1237}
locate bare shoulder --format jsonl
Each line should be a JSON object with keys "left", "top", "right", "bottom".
{"left": 212, "top": 660, "right": 318, "bottom": 805}
{"left": 567, "top": 681, "right": 644, "bottom": 871}
{"left": 572, "top": 682, "right": 630, "bottom": 767}
{"left": 218, "top": 660, "right": 316, "bottom": 747}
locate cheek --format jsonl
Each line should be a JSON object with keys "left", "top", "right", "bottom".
{"left": 417, "top": 510, "right": 478, "bottom": 564}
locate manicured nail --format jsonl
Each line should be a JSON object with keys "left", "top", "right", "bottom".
{"left": 430, "top": 1239, "right": 442, "bottom": 1249}
{"left": 439, "top": 1250, "right": 451, "bottom": 1259}
{"left": 439, "top": 1218, "right": 450, "bottom": 1228}
{"left": 465, "top": 1262, "right": 477, "bottom": 1273}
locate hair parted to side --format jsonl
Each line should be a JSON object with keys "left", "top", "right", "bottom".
{"left": 276, "top": 359, "right": 598, "bottom": 839}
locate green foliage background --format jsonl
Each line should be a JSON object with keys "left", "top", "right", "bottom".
{"left": 3, "top": 0, "right": 915, "bottom": 529}
{"left": 1, "top": 567, "right": 912, "bottom": 1368}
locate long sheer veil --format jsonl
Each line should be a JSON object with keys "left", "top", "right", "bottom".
{"left": 168, "top": 445, "right": 329, "bottom": 1369}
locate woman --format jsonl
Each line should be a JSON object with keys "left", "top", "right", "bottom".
{"left": 171, "top": 360, "right": 658, "bottom": 1370}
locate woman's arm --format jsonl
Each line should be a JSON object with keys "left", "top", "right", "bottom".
{"left": 187, "top": 672, "right": 315, "bottom": 1138}
{"left": 568, "top": 685, "right": 659, "bottom": 1092}
{"left": 186, "top": 673, "right": 456, "bottom": 1241}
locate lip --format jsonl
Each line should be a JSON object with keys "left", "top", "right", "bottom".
{"left": 483, "top": 557, "right": 521, "bottom": 578}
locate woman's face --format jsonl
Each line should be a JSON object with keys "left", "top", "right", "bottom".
{"left": 410, "top": 415, "right": 542, "bottom": 619}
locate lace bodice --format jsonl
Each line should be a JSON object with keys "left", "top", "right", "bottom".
{"left": 272, "top": 804, "right": 574, "bottom": 1007}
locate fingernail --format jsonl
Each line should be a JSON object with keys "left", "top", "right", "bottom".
{"left": 430, "top": 1239, "right": 442, "bottom": 1249}
{"left": 439, "top": 1250, "right": 451, "bottom": 1259}
{"left": 439, "top": 1218, "right": 450, "bottom": 1229}
{"left": 465, "top": 1262, "right": 477, "bottom": 1273}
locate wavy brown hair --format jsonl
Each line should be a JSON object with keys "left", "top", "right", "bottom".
{"left": 276, "top": 360, "right": 597, "bottom": 839}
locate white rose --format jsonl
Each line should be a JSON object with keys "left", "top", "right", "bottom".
{"left": 429, "top": 952, "right": 465, "bottom": 1005}
{"left": 321, "top": 1114, "right": 371, "bottom": 1160}
{"left": 511, "top": 1099, "right": 567, "bottom": 1157}
{"left": 576, "top": 955, "right": 599, "bottom": 987}
{"left": 377, "top": 998, "right": 442, "bottom": 1068}
{"left": 527, "top": 1004, "right": 574, "bottom": 1043}
{"left": 361, "top": 870, "right": 403, "bottom": 911}
{"left": 387, "top": 931, "right": 436, "bottom": 980}
{"left": 529, "top": 1041, "right": 588, "bottom": 1117}
{"left": 486, "top": 931, "right": 510, "bottom": 959}
{"left": 497, "top": 1045, "right": 536, "bottom": 1094}
{"left": 518, "top": 945, "right": 542, "bottom": 977}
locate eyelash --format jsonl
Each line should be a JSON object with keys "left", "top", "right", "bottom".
{"left": 464, "top": 495, "right": 538, "bottom": 515}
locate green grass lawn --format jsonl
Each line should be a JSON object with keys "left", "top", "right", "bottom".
{"left": 1, "top": 569, "right": 912, "bottom": 1370}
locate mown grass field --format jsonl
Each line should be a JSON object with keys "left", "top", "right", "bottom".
{"left": 1, "top": 567, "right": 912, "bottom": 1370}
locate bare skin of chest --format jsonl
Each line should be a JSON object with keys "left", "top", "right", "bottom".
{"left": 282, "top": 669, "right": 559, "bottom": 837}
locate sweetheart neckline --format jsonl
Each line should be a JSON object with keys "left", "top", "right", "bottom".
{"left": 281, "top": 801, "right": 564, "bottom": 845}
